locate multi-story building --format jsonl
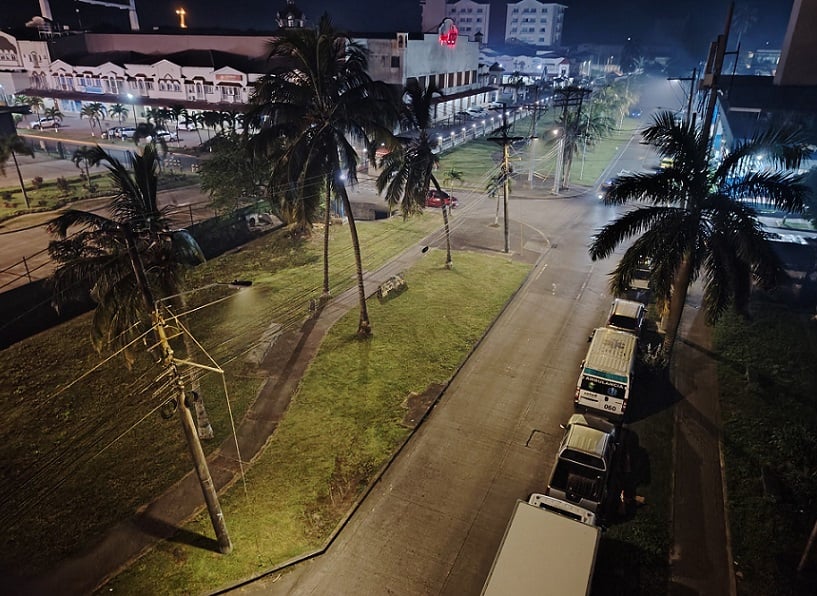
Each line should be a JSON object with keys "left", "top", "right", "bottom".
{"left": 444, "top": 0, "right": 490, "bottom": 44}
{"left": 0, "top": 22, "right": 491, "bottom": 125}
{"left": 504, "top": 0, "right": 566, "bottom": 48}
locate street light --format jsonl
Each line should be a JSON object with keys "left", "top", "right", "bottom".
{"left": 126, "top": 92, "right": 138, "bottom": 125}
{"left": 552, "top": 127, "right": 565, "bottom": 194}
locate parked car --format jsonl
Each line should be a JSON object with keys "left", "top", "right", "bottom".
{"left": 425, "top": 189, "right": 458, "bottom": 209}
{"left": 177, "top": 120, "right": 198, "bottom": 131}
{"left": 487, "top": 101, "right": 504, "bottom": 109}
{"left": 102, "top": 126, "right": 125, "bottom": 139}
{"left": 31, "top": 117, "right": 59, "bottom": 129}
{"left": 466, "top": 106, "right": 486, "bottom": 117}
{"left": 118, "top": 127, "right": 137, "bottom": 139}
{"left": 155, "top": 129, "right": 179, "bottom": 142}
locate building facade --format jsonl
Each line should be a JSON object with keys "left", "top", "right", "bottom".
{"left": 504, "top": 0, "right": 566, "bottom": 48}
{"left": 445, "top": 0, "right": 490, "bottom": 43}
{"left": 1, "top": 26, "right": 491, "bottom": 125}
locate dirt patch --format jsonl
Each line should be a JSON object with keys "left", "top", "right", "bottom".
{"left": 402, "top": 383, "right": 445, "bottom": 428}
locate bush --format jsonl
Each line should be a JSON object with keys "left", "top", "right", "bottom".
{"left": 1, "top": 190, "right": 13, "bottom": 203}
{"left": 31, "top": 176, "right": 44, "bottom": 190}
{"left": 56, "top": 177, "right": 71, "bottom": 195}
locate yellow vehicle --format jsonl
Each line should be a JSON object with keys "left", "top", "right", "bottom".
{"left": 659, "top": 156, "right": 675, "bottom": 169}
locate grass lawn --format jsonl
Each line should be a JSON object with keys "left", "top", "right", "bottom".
{"left": 0, "top": 170, "right": 200, "bottom": 220}
{"left": 714, "top": 298, "right": 817, "bottom": 595}
{"left": 98, "top": 248, "right": 531, "bottom": 594}
{"left": 0, "top": 213, "right": 443, "bottom": 579}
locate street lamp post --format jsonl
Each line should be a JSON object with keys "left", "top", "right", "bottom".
{"left": 127, "top": 93, "right": 138, "bottom": 125}
{"left": 553, "top": 128, "right": 565, "bottom": 194}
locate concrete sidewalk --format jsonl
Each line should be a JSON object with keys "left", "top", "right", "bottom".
{"left": 669, "top": 288, "right": 736, "bottom": 596}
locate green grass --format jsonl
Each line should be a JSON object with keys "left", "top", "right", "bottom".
{"left": 0, "top": 214, "right": 442, "bottom": 578}
{"left": 0, "top": 171, "right": 199, "bottom": 220}
{"left": 713, "top": 299, "right": 817, "bottom": 595}
{"left": 101, "top": 249, "right": 531, "bottom": 593}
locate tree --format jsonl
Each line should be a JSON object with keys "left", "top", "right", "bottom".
{"left": 15, "top": 94, "right": 43, "bottom": 126}
{"left": 46, "top": 146, "right": 230, "bottom": 549}
{"left": 199, "top": 132, "right": 267, "bottom": 213}
{"left": 248, "top": 13, "right": 397, "bottom": 336}
{"left": 132, "top": 122, "right": 169, "bottom": 156}
{"left": 109, "top": 103, "right": 129, "bottom": 126}
{"left": 80, "top": 103, "right": 106, "bottom": 136}
{"left": 377, "top": 80, "right": 458, "bottom": 268}
{"left": 557, "top": 106, "right": 615, "bottom": 188}
{"left": 0, "top": 134, "right": 35, "bottom": 208}
{"left": 43, "top": 106, "right": 64, "bottom": 128}
{"left": 71, "top": 146, "right": 96, "bottom": 189}
{"left": 589, "top": 111, "right": 810, "bottom": 358}
{"left": 48, "top": 144, "right": 217, "bottom": 438}
{"left": 168, "top": 103, "right": 187, "bottom": 141}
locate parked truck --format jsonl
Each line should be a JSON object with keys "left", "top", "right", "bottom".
{"left": 481, "top": 493, "right": 601, "bottom": 596}
{"left": 575, "top": 327, "right": 638, "bottom": 419}
{"left": 546, "top": 413, "right": 619, "bottom": 516}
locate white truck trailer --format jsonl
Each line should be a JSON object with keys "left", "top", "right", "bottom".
{"left": 481, "top": 494, "right": 601, "bottom": 596}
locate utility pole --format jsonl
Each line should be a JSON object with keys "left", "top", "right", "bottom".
{"left": 124, "top": 228, "right": 233, "bottom": 555}
{"left": 489, "top": 105, "right": 524, "bottom": 254}
{"left": 668, "top": 67, "right": 699, "bottom": 124}
{"left": 700, "top": 1, "right": 734, "bottom": 153}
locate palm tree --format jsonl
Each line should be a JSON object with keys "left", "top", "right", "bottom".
{"left": 589, "top": 111, "right": 809, "bottom": 358}
{"left": 0, "top": 134, "right": 35, "bottom": 208}
{"left": 377, "top": 80, "right": 459, "bottom": 268}
{"left": 132, "top": 122, "right": 169, "bottom": 156}
{"left": 248, "top": 13, "right": 397, "bottom": 336}
{"left": 71, "top": 146, "right": 96, "bottom": 188}
{"left": 15, "top": 94, "right": 44, "bottom": 126}
{"left": 43, "top": 106, "right": 64, "bottom": 128}
{"left": 80, "top": 103, "right": 106, "bottom": 136}
{"left": 46, "top": 145, "right": 232, "bottom": 549}
{"left": 109, "top": 103, "right": 129, "bottom": 126}
{"left": 47, "top": 144, "right": 215, "bottom": 438}
{"left": 557, "top": 107, "right": 615, "bottom": 188}
{"left": 168, "top": 103, "right": 187, "bottom": 141}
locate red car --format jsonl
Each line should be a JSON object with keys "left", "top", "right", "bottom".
{"left": 425, "top": 189, "right": 459, "bottom": 208}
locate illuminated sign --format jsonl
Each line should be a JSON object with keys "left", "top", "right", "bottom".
{"left": 438, "top": 18, "right": 458, "bottom": 47}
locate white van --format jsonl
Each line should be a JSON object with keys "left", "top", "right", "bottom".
{"left": 606, "top": 298, "right": 646, "bottom": 336}
{"left": 575, "top": 327, "right": 638, "bottom": 420}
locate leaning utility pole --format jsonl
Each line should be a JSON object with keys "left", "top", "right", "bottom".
{"left": 124, "top": 228, "right": 232, "bottom": 554}
{"left": 489, "top": 105, "right": 525, "bottom": 254}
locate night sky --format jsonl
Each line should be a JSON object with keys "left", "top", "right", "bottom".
{"left": 1, "top": 0, "right": 794, "bottom": 57}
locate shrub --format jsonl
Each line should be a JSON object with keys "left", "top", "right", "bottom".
{"left": 56, "top": 177, "right": 71, "bottom": 195}
{"left": 31, "top": 176, "right": 44, "bottom": 190}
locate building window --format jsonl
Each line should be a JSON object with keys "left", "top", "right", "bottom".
{"left": 391, "top": 56, "right": 400, "bottom": 68}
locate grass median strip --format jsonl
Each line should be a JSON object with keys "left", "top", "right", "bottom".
{"left": 104, "top": 249, "right": 530, "bottom": 594}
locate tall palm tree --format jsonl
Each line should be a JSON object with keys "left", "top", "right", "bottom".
{"left": 80, "top": 103, "right": 106, "bottom": 136}
{"left": 47, "top": 144, "right": 215, "bottom": 438}
{"left": 589, "top": 111, "right": 809, "bottom": 358}
{"left": 248, "top": 13, "right": 397, "bottom": 336}
{"left": 557, "top": 107, "right": 615, "bottom": 188}
{"left": 0, "top": 134, "right": 35, "bottom": 208}
{"left": 377, "top": 80, "right": 459, "bottom": 268}
{"left": 169, "top": 103, "right": 187, "bottom": 140}
{"left": 109, "top": 103, "right": 129, "bottom": 126}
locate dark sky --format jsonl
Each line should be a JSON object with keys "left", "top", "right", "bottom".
{"left": 1, "top": 0, "right": 794, "bottom": 56}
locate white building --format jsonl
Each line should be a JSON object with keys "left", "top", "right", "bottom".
{"left": 445, "top": 0, "right": 490, "bottom": 44}
{"left": 504, "top": 0, "right": 566, "bottom": 48}
{"left": 1, "top": 26, "right": 491, "bottom": 125}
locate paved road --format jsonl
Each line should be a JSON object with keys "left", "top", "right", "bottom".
{"left": 229, "top": 183, "right": 626, "bottom": 594}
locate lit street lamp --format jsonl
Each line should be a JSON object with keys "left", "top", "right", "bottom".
{"left": 126, "top": 92, "right": 138, "bottom": 125}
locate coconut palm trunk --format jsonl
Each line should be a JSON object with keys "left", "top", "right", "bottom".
{"left": 322, "top": 178, "right": 332, "bottom": 299}
{"left": 341, "top": 191, "right": 371, "bottom": 336}
{"left": 661, "top": 256, "right": 694, "bottom": 357}
{"left": 442, "top": 204, "right": 453, "bottom": 269}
